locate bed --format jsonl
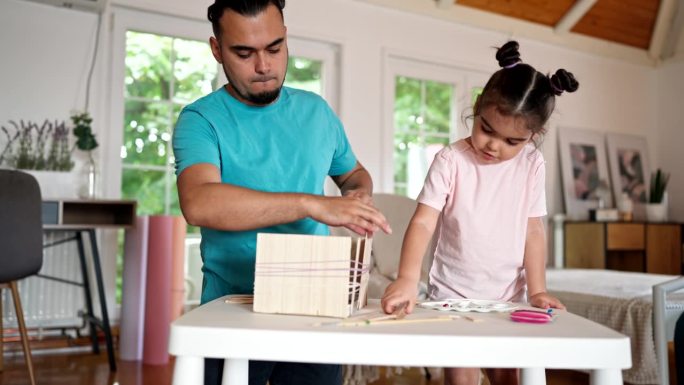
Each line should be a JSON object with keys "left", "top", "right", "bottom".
{"left": 547, "top": 268, "right": 684, "bottom": 385}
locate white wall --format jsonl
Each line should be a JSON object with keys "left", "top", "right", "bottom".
{"left": 0, "top": 0, "right": 100, "bottom": 125}
{"left": 0, "top": 0, "right": 120, "bottom": 319}
{"left": 0, "top": 0, "right": 673, "bottom": 314}
{"left": 657, "top": 58, "right": 684, "bottom": 222}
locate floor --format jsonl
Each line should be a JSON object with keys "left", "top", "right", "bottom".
{"left": 0, "top": 352, "right": 592, "bottom": 385}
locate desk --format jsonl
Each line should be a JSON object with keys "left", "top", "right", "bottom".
{"left": 169, "top": 299, "right": 632, "bottom": 385}
{"left": 40, "top": 199, "right": 136, "bottom": 372}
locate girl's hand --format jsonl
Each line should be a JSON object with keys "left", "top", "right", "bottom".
{"left": 529, "top": 292, "right": 566, "bottom": 310}
{"left": 381, "top": 277, "right": 419, "bottom": 314}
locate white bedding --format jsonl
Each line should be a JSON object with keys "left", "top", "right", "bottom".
{"left": 547, "top": 269, "right": 684, "bottom": 384}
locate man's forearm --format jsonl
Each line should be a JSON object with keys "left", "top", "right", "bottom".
{"left": 181, "top": 182, "right": 314, "bottom": 231}
{"left": 339, "top": 166, "right": 373, "bottom": 196}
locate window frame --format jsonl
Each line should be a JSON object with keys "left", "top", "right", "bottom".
{"left": 107, "top": 8, "right": 215, "bottom": 201}
{"left": 287, "top": 38, "right": 340, "bottom": 113}
{"left": 381, "top": 53, "right": 490, "bottom": 193}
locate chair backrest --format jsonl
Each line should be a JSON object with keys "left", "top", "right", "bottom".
{"left": 0, "top": 169, "right": 44, "bottom": 283}
{"left": 371, "top": 193, "right": 434, "bottom": 283}
{"left": 653, "top": 276, "right": 684, "bottom": 385}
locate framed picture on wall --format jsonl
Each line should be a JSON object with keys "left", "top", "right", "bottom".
{"left": 605, "top": 133, "right": 650, "bottom": 220}
{"left": 558, "top": 127, "right": 613, "bottom": 220}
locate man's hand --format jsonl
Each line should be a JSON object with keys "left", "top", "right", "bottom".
{"left": 340, "top": 189, "right": 379, "bottom": 234}
{"left": 331, "top": 162, "right": 391, "bottom": 235}
{"left": 343, "top": 189, "right": 373, "bottom": 206}
{"left": 308, "top": 195, "right": 391, "bottom": 236}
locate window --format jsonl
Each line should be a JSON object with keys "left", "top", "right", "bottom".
{"left": 383, "top": 55, "right": 488, "bottom": 197}
{"left": 286, "top": 57, "right": 322, "bottom": 95}
{"left": 393, "top": 76, "right": 453, "bottom": 197}
{"left": 121, "top": 31, "right": 219, "bottom": 216}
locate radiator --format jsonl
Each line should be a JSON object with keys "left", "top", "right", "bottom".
{"left": 2, "top": 232, "right": 201, "bottom": 331}
{"left": 2, "top": 232, "right": 86, "bottom": 330}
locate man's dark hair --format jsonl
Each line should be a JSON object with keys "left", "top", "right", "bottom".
{"left": 208, "top": 0, "right": 285, "bottom": 38}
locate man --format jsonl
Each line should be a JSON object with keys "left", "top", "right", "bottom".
{"left": 172, "top": 1, "right": 391, "bottom": 384}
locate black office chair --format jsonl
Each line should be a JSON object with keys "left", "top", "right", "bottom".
{"left": 0, "top": 169, "right": 44, "bottom": 385}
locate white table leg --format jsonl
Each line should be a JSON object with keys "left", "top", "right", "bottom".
{"left": 222, "top": 358, "right": 249, "bottom": 385}
{"left": 520, "top": 367, "right": 546, "bottom": 385}
{"left": 590, "top": 369, "right": 623, "bottom": 385}
{"left": 173, "top": 356, "right": 204, "bottom": 385}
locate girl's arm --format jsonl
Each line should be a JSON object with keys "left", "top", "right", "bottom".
{"left": 381, "top": 203, "right": 440, "bottom": 314}
{"left": 524, "top": 216, "right": 565, "bottom": 309}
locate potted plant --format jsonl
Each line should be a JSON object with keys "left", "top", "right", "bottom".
{"left": 71, "top": 111, "right": 99, "bottom": 198}
{"left": 646, "top": 168, "right": 670, "bottom": 222}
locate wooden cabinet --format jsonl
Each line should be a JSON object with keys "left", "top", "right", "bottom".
{"left": 564, "top": 221, "right": 683, "bottom": 275}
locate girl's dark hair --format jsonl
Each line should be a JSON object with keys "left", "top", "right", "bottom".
{"left": 208, "top": 0, "right": 285, "bottom": 38}
{"left": 474, "top": 41, "right": 579, "bottom": 136}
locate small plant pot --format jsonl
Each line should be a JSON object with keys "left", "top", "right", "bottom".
{"left": 26, "top": 170, "right": 78, "bottom": 199}
{"left": 645, "top": 203, "right": 667, "bottom": 222}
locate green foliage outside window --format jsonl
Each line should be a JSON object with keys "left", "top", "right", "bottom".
{"left": 286, "top": 57, "right": 322, "bottom": 94}
{"left": 472, "top": 86, "right": 483, "bottom": 106}
{"left": 393, "top": 76, "right": 453, "bottom": 195}
{"left": 121, "top": 32, "right": 217, "bottom": 219}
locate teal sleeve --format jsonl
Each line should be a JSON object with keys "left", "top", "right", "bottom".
{"left": 172, "top": 108, "right": 221, "bottom": 176}
{"left": 326, "top": 106, "right": 357, "bottom": 176}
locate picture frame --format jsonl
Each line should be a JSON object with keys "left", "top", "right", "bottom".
{"left": 605, "top": 133, "right": 650, "bottom": 220}
{"left": 558, "top": 127, "right": 613, "bottom": 220}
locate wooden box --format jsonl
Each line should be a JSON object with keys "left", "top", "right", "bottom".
{"left": 253, "top": 233, "right": 372, "bottom": 318}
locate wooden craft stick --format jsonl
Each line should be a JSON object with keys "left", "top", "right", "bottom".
{"left": 314, "top": 314, "right": 460, "bottom": 327}
{"left": 361, "top": 301, "right": 408, "bottom": 323}
{"left": 340, "top": 315, "right": 460, "bottom": 327}
{"left": 365, "top": 314, "right": 399, "bottom": 323}
{"left": 312, "top": 313, "right": 392, "bottom": 327}
{"left": 224, "top": 295, "right": 254, "bottom": 304}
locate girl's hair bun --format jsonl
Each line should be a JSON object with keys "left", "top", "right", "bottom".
{"left": 496, "top": 41, "right": 522, "bottom": 68}
{"left": 549, "top": 69, "right": 579, "bottom": 96}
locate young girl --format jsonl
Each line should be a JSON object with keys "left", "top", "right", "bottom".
{"left": 381, "top": 41, "right": 578, "bottom": 385}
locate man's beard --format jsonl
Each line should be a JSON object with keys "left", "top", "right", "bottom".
{"left": 246, "top": 88, "right": 281, "bottom": 105}
{"left": 226, "top": 74, "right": 283, "bottom": 106}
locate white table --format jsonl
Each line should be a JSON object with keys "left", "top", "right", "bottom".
{"left": 168, "top": 298, "right": 631, "bottom": 385}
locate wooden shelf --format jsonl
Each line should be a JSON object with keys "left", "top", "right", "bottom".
{"left": 564, "top": 221, "right": 683, "bottom": 275}
{"left": 41, "top": 199, "right": 136, "bottom": 229}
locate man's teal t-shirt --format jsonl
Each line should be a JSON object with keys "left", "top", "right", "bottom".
{"left": 173, "top": 86, "right": 357, "bottom": 304}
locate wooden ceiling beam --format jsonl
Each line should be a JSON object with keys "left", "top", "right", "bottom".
{"left": 554, "top": 0, "right": 598, "bottom": 34}
{"left": 358, "top": 0, "right": 655, "bottom": 66}
{"left": 649, "top": 0, "right": 678, "bottom": 61}
{"left": 661, "top": 0, "right": 684, "bottom": 60}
